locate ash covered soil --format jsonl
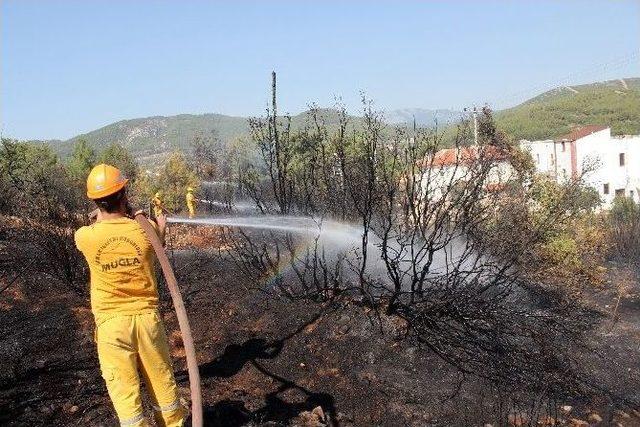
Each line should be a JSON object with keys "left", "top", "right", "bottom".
{"left": 2, "top": 221, "right": 640, "bottom": 426}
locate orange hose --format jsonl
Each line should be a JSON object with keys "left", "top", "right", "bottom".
{"left": 135, "top": 214, "right": 203, "bottom": 427}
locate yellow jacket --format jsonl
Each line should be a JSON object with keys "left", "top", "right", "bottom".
{"left": 75, "top": 217, "right": 160, "bottom": 323}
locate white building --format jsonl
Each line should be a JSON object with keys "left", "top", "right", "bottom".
{"left": 418, "top": 145, "right": 514, "bottom": 202}
{"left": 520, "top": 126, "right": 640, "bottom": 207}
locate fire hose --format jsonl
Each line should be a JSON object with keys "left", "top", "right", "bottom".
{"left": 134, "top": 213, "right": 203, "bottom": 427}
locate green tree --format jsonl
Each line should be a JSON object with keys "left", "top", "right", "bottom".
{"left": 157, "top": 152, "right": 199, "bottom": 213}
{"left": 608, "top": 195, "right": 640, "bottom": 261}
{"left": 0, "top": 139, "right": 88, "bottom": 289}
{"left": 67, "top": 139, "right": 96, "bottom": 182}
{"left": 99, "top": 143, "right": 139, "bottom": 183}
{"left": 610, "top": 195, "right": 640, "bottom": 223}
{"left": 189, "top": 131, "right": 221, "bottom": 180}
{"left": 0, "top": 139, "right": 84, "bottom": 220}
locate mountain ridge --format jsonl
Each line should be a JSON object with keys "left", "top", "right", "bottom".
{"left": 25, "top": 77, "right": 640, "bottom": 163}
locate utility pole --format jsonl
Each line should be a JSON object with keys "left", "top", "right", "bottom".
{"left": 472, "top": 107, "right": 478, "bottom": 146}
{"left": 271, "top": 71, "right": 279, "bottom": 169}
{"left": 271, "top": 71, "right": 277, "bottom": 120}
{"left": 463, "top": 106, "right": 479, "bottom": 146}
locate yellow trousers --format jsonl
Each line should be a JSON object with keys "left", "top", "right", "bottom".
{"left": 96, "top": 312, "right": 186, "bottom": 427}
{"left": 187, "top": 202, "right": 195, "bottom": 219}
{"left": 153, "top": 206, "right": 163, "bottom": 219}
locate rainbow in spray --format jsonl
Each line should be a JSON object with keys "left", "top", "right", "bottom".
{"left": 167, "top": 215, "right": 371, "bottom": 288}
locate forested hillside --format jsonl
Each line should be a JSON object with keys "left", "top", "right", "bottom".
{"left": 496, "top": 77, "right": 640, "bottom": 140}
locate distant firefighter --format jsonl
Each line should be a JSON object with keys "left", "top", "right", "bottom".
{"left": 186, "top": 187, "right": 196, "bottom": 218}
{"left": 152, "top": 191, "right": 165, "bottom": 219}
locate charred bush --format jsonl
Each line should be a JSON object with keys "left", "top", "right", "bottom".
{"left": 219, "top": 80, "right": 618, "bottom": 411}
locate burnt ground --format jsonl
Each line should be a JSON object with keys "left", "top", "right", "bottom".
{"left": 2, "top": 220, "right": 640, "bottom": 426}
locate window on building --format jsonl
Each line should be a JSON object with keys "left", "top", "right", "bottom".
{"left": 561, "top": 141, "right": 566, "bottom": 152}
{"left": 615, "top": 189, "right": 625, "bottom": 197}
{"left": 603, "top": 183, "right": 609, "bottom": 194}
{"left": 562, "top": 168, "right": 567, "bottom": 178}
{"left": 536, "top": 153, "right": 540, "bottom": 164}
{"left": 550, "top": 153, "right": 554, "bottom": 165}
{"left": 619, "top": 153, "right": 625, "bottom": 166}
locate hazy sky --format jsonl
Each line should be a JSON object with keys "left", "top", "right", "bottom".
{"left": 2, "top": 0, "right": 639, "bottom": 140}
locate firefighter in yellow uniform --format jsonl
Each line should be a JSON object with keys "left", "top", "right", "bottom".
{"left": 75, "top": 164, "right": 185, "bottom": 427}
{"left": 186, "top": 187, "right": 196, "bottom": 218}
{"left": 152, "top": 191, "right": 165, "bottom": 219}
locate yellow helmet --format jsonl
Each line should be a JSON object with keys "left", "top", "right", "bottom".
{"left": 187, "top": 187, "right": 194, "bottom": 192}
{"left": 86, "top": 164, "right": 128, "bottom": 199}
{"left": 154, "top": 192, "right": 162, "bottom": 198}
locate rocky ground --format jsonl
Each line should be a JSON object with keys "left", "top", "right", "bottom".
{"left": 1, "top": 220, "right": 640, "bottom": 426}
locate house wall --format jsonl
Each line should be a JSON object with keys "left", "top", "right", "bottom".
{"left": 520, "top": 139, "right": 575, "bottom": 182}
{"left": 609, "top": 135, "right": 640, "bottom": 204}
{"left": 488, "top": 161, "right": 515, "bottom": 184}
{"left": 522, "top": 128, "right": 640, "bottom": 207}
{"left": 419, "top": 161, "right": 514, "bottom": 203}
{"left": 520, "top": 140, "right": 555, "bottom": 176}
{"left": 575, "top": 128, "right": 640, "bottom": 206}
{"left": 555, "top": 139, "right": 573, "bottom": 182}
{"left": 573, "top": 128, "right": 617, "bottom": 205}
{"left": 419, "top": 165, "right": 461, "bottom": 202}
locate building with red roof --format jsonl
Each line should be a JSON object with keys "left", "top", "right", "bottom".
{"left": 418, "top": 144, "right": 515, "bottom": 201}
